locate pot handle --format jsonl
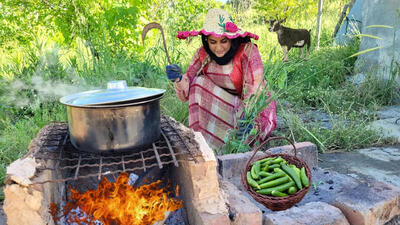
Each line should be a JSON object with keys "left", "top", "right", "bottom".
{"left": 107, "top": 80, "right": 127, "bottom": 90}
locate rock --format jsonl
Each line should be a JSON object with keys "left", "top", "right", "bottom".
{"left": 299, "top": 168, "right": 360, "bottom": 205}
{"left": 197, "top": 212, "right": 231, "bottom": 225}
{"left": 6, "top": 156, "right": 39, "bottom": 186}
{"left": 319, "top": 148, "right": 400, "bottom": 188}
{"left": 220, "top": 179, "right": 262, "bottom": 225}
{"left": 370, "top": 118, "right": 400, "bottom": 143}
{"left": 332, "top": 181, "right": 400, "bottom": 225}
{"left": 3, "top": 184, "right": 45, "bottom": 225}
{"left": 264, "top": 202, "right": 350, "bottom": 225}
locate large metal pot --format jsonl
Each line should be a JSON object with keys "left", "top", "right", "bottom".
{"left": 60, "top": 81, "right": 165, "bottom": 153}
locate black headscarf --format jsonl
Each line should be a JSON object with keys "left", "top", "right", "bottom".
{"left": 201, "top": 34, "right": 250, "bottom": 65}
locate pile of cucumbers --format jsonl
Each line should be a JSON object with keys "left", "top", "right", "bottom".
{"left": 246, "top": 156, "right": 310, "bottom": 197}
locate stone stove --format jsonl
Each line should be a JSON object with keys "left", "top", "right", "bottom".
{"left": 3, "top": 115, "right": 230, "bottom": 225}
{"left": 5, "top": 114, "right": 399, "bottom": 225}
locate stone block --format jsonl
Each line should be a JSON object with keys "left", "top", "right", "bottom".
{"left": 263, "top": 202, "right": 350, "bottom": 225}
{"left": 5, "top": 156, "right": 38, "bottom": 186}
{"left": 220, "top": 179, "right": 262, "bottom": 225}
{"left": 370, "top": 118, "right": 400, "bottom": 143}
{"left": 332, "top": 181, "right": 400, "bottom": 225}
{"left": 4, "top": 184, "right": 46, "bottom": 225}
{"left": 218, "top": 142, "right": 318, "bottom": 179}
{"left": 197, "top": 212, "right": 231, "bottom": 225}
{"left": 217, "top": 152, "right": 249, "bottom": 179}
{"left": 299, "top": 168, "right": 360, "bottom": 206}
{"left": 4, "top": 143, "right": 63, "bottom": 225}
{"left": 267, "top": 142, "right": 318, "bottom": 169}
{"left": 171, "top": 131, "right": 229, "bottom": 225}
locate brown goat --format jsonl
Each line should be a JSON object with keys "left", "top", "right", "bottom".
{"left": 267, "top": 18, "right": 311, "bottom": 61}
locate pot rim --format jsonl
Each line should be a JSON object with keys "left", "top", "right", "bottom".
{"left": 61, "top": 94, "right": 164, "bottom": 108}
{"left": 60, "top": 86, "right": 166, "bottom": 107}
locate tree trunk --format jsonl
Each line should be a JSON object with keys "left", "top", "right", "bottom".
{"left": 316, "top": 0, "right": 323, "bottom": 50}
{"left": 333, "top": 4, "right": 349, "bottom": 38}
{"left": 332, "top": 0, "right": 356, "bottom": 38}
{"left": 348, "top": 0, "right": 356, "bottom": 11}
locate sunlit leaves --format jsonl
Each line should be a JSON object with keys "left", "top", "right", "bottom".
{"left": 353, "top": 34, "right": 382, "bottom": 40}
{"left": 253, "top": 0, "right": 317, "bottom": 21}
{"left": 366, "top": 25, "right": 393, "bottom": 29}
{"left": 348, "top": 46, "right": 382, "bottom": 58}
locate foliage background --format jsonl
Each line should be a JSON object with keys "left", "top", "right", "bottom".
{"left": 1, "top": 0, "right": 398, "bottom": 199}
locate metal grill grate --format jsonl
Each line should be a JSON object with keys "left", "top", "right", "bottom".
{"left": 33, "top": 115, "right": 196, "bottom": 184}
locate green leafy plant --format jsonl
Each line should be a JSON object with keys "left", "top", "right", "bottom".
{"left": 0, "top": 0, "right": 398, "bottom": 202}
{"left": 253, "top": 0, "right": 317, "bottom": 21}
{"left": 312, "top": 181, "right": 323, "bottom": 191}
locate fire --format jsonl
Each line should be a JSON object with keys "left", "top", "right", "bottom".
{"left": 58, "top": 172, "right": 183, "bottom": 225}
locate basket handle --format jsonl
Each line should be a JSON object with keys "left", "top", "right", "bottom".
{"left": 245, "top": 136, "right": 297, "bottom": 171}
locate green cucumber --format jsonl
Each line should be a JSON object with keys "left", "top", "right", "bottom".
{"left": 247, "top": 171, "right": 260, "bottom": 190}
{"left": 271, "top": 156, "right": 284, "bottom": 164}
{"left": 259, "top": 176, "right": 290, "bottom": 189}
{"left": 262, "top": 161, "right": 271, "bottom": 171}
{"left": 253, "top": 161, "right": 261, "bottom": 179}
{"left": 300, "top": 167, "right": 310, "bottom": 187}
{"left": 288, "top": 186, "right": 297, "bottom": 194}
{"left": 259, "top": 171, "right": 273, "bottom": 177}
{"left": 281, "top": 163, "right": 303, "bottom": 190}
{"left": 277, "top": 166, "right": 294, "bottom": 182}
{"left": 291, "top": 165, "right": 301, "bottom": 178}
{"left": 255, "top": 157, "right": 274, "bottom": 164}
{"left": 268, "top": 164, "right": 281, "bottom": 169}
{"left": 250, "top": 164, "right": 257, "bottom": 180}
{"left": 261, "top": 160, "right": 271, "bottom": 168}
{"left": 256, "top": 181, "right": 295, "bottom": 195}
{"left": 271, "top": 190, "right": 288, "bottom": 197}
{"left": 257, "top": 171, "right": 285, "bottom": 184}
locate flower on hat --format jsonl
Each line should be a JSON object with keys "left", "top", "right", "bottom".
{"left": 175, "top": 8, "right": 259, "bottom": 40}
{"left": 225, "top": 22, "right": 238, "bottom": 33}
{"left": 177, "top": 31, "right": 190, "bottom": 39}
{"left": 189, "top": 30, "right": 198, "bottom": 36}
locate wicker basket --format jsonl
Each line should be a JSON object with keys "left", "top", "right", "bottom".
{"left": 241, "top": 136, "right": 312, "bottom": 211}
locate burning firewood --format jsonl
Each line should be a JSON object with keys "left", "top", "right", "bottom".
{"left": 50, "top": 172, "right": 183, "bottom": 225}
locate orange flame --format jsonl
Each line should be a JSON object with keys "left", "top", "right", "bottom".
{"left": 49, "top": 202, "right": 59, "bottom": 223}
{"left": 59, "top": 172, "right": 183, "bottom": 225}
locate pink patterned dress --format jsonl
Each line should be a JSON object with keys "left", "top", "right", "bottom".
{"left": 174, "top": 42, "right": 277, "bottom": 150}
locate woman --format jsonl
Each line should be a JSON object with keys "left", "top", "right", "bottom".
{"left": 166, "top": 8, "right": 276, "bottom": 151}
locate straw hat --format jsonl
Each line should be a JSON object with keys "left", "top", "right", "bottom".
{"left": 177, "top": 8, "right": 258, "bottom": 40}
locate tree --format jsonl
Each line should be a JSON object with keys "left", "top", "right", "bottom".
{"left": 253, "top": 0, "right": 317, "bottom": 21}
{"left": 0, "top": 0, "right": 143, "bottom": 57}
{"left": 229, "top": 0, "right": 253, "bottom": 14}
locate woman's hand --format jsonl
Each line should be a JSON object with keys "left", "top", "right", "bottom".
{"left": 166, "top": 64, "right": 182, "bottom": 82}
{"left": 236, "top": 119, "right": 253, "bottom": 140}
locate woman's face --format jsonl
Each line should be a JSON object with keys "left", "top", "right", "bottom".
{"left": 207, "top": 35, "right": 231, "bottom": 57}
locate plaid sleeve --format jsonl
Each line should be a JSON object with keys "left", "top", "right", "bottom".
{"left": 242, "top": 43, "right": 265, "bottom": 100}
{"left": 185, "top": 47, "right": 203, "bottom": 84}
{"left": 174, "top": 48, "right": 203, "bottom": 102}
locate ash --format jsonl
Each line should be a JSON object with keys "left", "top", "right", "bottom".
{"left": 62, "top": 207, "right": 103, "bottom": 225}
{"left": 59, "top": 207, "right": 186, "bottom": 225}
{"left": 164, "top": 208, "right": 186, "bottom": 225}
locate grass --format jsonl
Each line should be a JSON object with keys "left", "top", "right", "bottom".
{"left": 0, "top": 0, "right": 399, "bottom": 200}
{"left": 264, "top": 40, "right": 399, "bottom": 152}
